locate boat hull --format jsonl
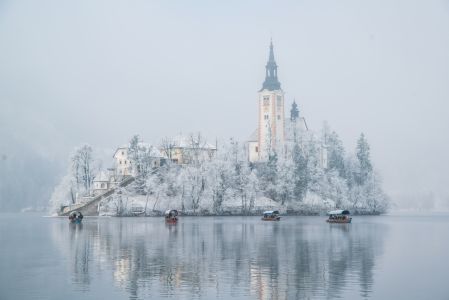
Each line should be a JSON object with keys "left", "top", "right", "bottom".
{"left": 262, "top": 217, "right": 281, "bottom": 221}
{"left": 165, "top": 218, "right": 178, "bottom": 224}
{"left": 326, "top": 218, "right": 352, "bottom": 224}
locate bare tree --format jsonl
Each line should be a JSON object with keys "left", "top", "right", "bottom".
{"left": 71, "top": 144, "right": 94, "bottom": 195}
{"left": 160, "top": 137, "right": 176, "bottom": 161}
{"left": 185, "top": 132, "right": 208, "bottom": 166}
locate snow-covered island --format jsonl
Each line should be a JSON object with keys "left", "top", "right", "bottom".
{"left": 50, "top": 41, "right": 389, "bottom": 216}
{"left": 50, "top": 129, "right": 389, "bottom": 217}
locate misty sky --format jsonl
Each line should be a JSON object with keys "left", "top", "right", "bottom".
{"left": 1, "top": 0, "right": 449, "bottom": 204}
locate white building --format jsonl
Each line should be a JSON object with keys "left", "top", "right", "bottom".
{"left": 113, "top": 142, "right": 164, "bottom": 176}
{"left": 160, "top": 135, "right": 217, "bottom": 165}
{"left": 93, "top": 171, "right": 112, "bottom": 195}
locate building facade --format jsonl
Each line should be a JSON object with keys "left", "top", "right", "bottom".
{"left": 160, "top": 135, "right": 217, "bottom": 165}
{"left": 113, "top": 143, "right": 164, "bottom": 176}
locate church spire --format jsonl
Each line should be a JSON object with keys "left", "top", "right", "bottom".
{"left": 268, "top": 38, "right": 275, "bottom": 63}
{"left": 261, "top": 39, "right": 281, "bottom": 91}
{"left": 290, "top": 100, "right": 299, "bottom": 121}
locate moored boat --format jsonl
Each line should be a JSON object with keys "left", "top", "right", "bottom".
{"left": 68, "top": 211, "right": 83, "bottom": 224}
{"left": 326, "top": 210, "right": 352, "bottom": 223}
{"left": 262, "top": 210, "right": 281, "bottom": 221}
{"left": 165, "top": 209, "right": 178, "bottom": 224}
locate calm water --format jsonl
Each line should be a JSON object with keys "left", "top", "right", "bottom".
{"left": 1, "top": 213, "right": 449, "bottom": 300}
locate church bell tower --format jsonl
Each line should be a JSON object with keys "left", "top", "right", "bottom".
{"left": 257, "top": 40, "right": 285, "bottom": 160}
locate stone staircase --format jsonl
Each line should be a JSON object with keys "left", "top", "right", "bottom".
{"left": 59, "top": 176, "right": 135, "bottom": 216}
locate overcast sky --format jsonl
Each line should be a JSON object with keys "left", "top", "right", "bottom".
{"left": 1, "top": 0, "right": 449, "bottom": 204}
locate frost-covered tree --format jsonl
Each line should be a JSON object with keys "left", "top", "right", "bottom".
{"left": 160, "top": 137, "right": 176, "bottom": 161}
{"left": 304, "top": 137, "right": 324, "bottom": 194}
{"left": 326, "top": 131, "right": 346, "bottom": 178}
{"left": 107, "top": 186, "right": 130, "bottom": 216}
{"left": 208, "top": 157, "right": 232, "bottom": 213}
{"left": 49, "top": 144, "right": 99, "bottom": 213}
{"left": 179, "top": 163, "right": 207, "bottom": 214}
{"left": 276, "top": 157, "right": 295, "bottom": 205}
{"left": 318, "top": 170, "right": 349, "bottom": 209}
{"left": 356, "top": 133, "right": 372, "bottom": 184}
{"left": 228, "top": 140, "right": 258, "bottom": 213}
{"left": 49, "top": 173, "right": 77, "bottom": 213}
{"left": 360, "top": 172, "right": 389, "bottom": 214}
{"left": 258, "top": 151, "right": 278, "bottom": 201}
{"left": 182, "top": 132, "right": 210, "bottom": 165}
{"left": 71, "top": 144, "right": 94, "bottom": 194}
{"left": 128, "top": 135, "right": 160, "bottom": 194}
{"left": 343, "top": 155, "right": 359, "bottom": 189}
{"left": 291, "top": 141, "right": 308, "bottom": 202}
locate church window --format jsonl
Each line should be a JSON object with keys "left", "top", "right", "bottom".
{"left": 263, "top": 96, "right": 270, "bottom": 106}
{"left": 255, "top": 146, "right": 258, "bottom": 153}
{"left": 277, "top": 96, "right": 282, "bottom": 106}
{"left": 121, "top": 151, "right": 124, "bottom": 155}
{"left": 264, "top": 115, "right": 269, "bottom": 120}
{"left": 119, "top": 160, "right": 122, "bottom": 164}
{"left": 277, "top": 115, "right": 281, "bottom": 120}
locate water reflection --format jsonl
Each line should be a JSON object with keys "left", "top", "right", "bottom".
{"left": 51, "top": 217, "right": 387, "bottom": 299}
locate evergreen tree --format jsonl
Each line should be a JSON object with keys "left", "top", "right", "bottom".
{"left": 356, "top": 133, "right": 372, "bottom": 184}
{"left": 258, "top": 151, "right": 278, "bottom": 201}
{"left": 327, "top": 131, "right": 346, "bottom": 177}
{"left": 276, "top": 157, "right": 295, "bottom": 205}
{"left": 305, "top": 137, "right": 323, "bottom": 194}
{"left": 292, "top": 142, "right": 307, "bottom": 202}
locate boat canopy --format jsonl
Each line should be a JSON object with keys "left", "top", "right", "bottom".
{"left": 328, "top": 210, "right": 350, "bottom": 216}
{"left": 263, "top": 210, "right": 279, "bottom": 215}
{"left": 165, "top": 209, "right": 178, "bottom": 217}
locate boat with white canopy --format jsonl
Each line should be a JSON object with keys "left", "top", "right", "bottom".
{"left": 326, "top": 210, "right": 352, "bottom": 223}
{"left": 262, "top": 210, "right": 281, "bottom": 221}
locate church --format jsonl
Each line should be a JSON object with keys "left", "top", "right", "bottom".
{"left": 246, "top": 40, "right": 327, "bottom": 167}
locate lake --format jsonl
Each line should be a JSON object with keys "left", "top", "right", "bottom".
{"left": 0, "top": 213, "right": 448, "bottom": 299}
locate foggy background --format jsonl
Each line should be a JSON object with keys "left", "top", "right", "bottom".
{"left": 1, "top": 0, "right": 448, "bottom": 211}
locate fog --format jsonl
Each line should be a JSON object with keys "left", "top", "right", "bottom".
{"left": 1, "top": 0, "right": 448, "bottom": 211}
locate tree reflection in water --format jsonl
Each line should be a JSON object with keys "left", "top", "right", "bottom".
{"left": 52, "top": 217, "right": 387, "bottom": 299}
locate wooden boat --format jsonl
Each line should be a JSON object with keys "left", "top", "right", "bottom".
{"left": 165, "top": 209, "right": 178, "bottom": 224}
{"left": 326, "top": 210, "right": 352, "bottom": 223}
{"left": 262, "top": 210, "right": 281, "bottom": 221}
{"left": 68, "top": 211, "right": 83, "bottom": 224}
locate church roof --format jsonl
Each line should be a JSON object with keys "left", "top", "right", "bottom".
{"left": 113, "top": 142, "right": 164, "bottom": 158}
{"left": 171, "top": 135, "right": 217, "bottom": 150}
{"left": 94, "top": 171, "right": 109, "bottom": 182}
{"left": 260, "top": 40, "right": 281, "bottom": 91}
